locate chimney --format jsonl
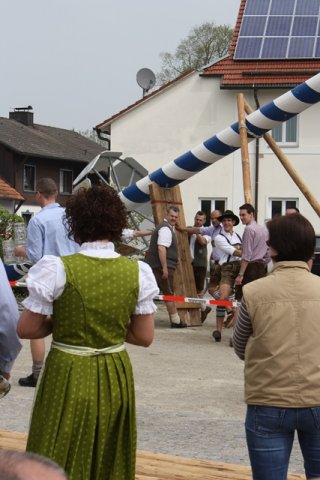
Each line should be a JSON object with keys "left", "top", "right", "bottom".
{"left": 9, "top": 106, "right": 34, "bottom": 126}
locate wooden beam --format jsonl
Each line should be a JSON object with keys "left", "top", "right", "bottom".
{"left": 244, "top": 99, "right": 320, "bottom": 217}
{"left": 237, "top": 93, "right": 253, "bottom": 204}
{"left": 149, "top": 183, "right": 201, "bottom": 325}
{"left": 0, "top": 431, "right": 305, "bottom": 480}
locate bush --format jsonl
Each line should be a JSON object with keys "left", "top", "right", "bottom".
{"left": 0, "top": 207, "right": 24, "bottom": 259}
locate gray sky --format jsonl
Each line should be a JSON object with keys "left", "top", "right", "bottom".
{"left": 2, "top": 0, "right": 240, "bottom": 131}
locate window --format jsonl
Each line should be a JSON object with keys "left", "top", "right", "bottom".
{"left": 200, "top": 198, "right": 226, "bottom": 226}
{"left": 23, "top": 164, "right": 36, "bottom": 191}
{"left": 269, "top": 198, "right": 298, "bottom": 217}
{"left": 59, "top": 169, "right": 73, "bottom": 194}
{"left": 271, "top": 116, "right": 298, "bottom": 145}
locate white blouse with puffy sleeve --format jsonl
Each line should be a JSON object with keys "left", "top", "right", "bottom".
{"left": 22, "top": 241, "right": 159, "bottom": 316}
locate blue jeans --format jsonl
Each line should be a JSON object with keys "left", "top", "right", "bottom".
{"left": 245, "top": 405, "right": 320, "bottom": 480}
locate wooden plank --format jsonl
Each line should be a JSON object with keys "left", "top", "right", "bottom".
{"left": 136, "top": 452, "right": 252, "bottom": 479}
{"left": 0, "top": 431, "right": 304, "bottom": 480}
{"left": 137, "top": 451, "right": 304, "bottom": 480}
{"left": 0, "top": 430, "right": 26, "bottom": 451}
{"left": 149, "top": 183, "right": 201, "bottom": 326}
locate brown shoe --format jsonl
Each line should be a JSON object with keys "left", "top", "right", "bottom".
{"left": 224, "top": 310, "right": 235, "bottom": 328}
{"left": 171, "top": 322, "right": 188, "bottom": 328}
{"left": 201, "top": 306, "right": 212, "bottom": 323}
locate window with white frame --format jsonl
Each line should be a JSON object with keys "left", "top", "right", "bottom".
{"left": 271, "top": 116, "right": 298, "bottom": 146}
{"left": 59, "top": 169, "right": 73, "bottom": 194}
{"left": 23, "top": 164, "right": 36, "bottom": 191}
{"left": 269, "top": 198, "right": 299, "bottom": 218}
{"left": 200, "top": 198, "right": 226, "bottom": 226}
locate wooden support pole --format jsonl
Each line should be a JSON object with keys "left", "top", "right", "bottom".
{"left": 237, "top": 93, "right": 253, "bottom": 204}
{"left": 149, "top": 182, "right": 201, "bottom": 326}
{"left": 244, "top": 99, "right": 320, "bottom": 217}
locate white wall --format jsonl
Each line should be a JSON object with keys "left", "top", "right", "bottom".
{"left": 16, "top": 204, "right": 40, "bottom": 217}
{"left": 0, "top": 199, "right": 15, "bottom": 213}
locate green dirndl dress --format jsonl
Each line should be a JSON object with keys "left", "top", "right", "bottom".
{"left": 26, "top": 254, "right": 139, "bottom": 480}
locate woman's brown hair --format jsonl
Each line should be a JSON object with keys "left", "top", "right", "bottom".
{"left": 267, "top": 213, "right": 315, "bottom": 262}
{"left": 65, "top": 185, "right": 128, "bottom": 244}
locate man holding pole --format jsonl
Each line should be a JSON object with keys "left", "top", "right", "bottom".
{"left": 188, "top": 211, "right": 211, "bottom": 321}
{"left": 234, "top": 203, "right": 269, "bottom": 300}
{"left": 146, "top": 205, "right": 187, "bottom": 328}
{"left": 177, "top": 210, "right": 222, "bottom": 322}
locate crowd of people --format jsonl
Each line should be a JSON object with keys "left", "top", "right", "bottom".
{"left": 177, "top": 203, "right": 269, "bottom": 344}
{"left": 1, "top": 179, "right": 320, "bottom": 480}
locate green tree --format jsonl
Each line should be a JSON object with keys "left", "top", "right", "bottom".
{"left": 157, "top": 22, "right": 233, "bottom": 84}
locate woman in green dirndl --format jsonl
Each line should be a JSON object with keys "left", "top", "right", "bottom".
{"left": 18, "top": 185, "right": 158, "bottom": 480}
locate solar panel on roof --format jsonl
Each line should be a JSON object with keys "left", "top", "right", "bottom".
{"left": 261, "top": 37, "right": 289, "bottom": 58}
{"left": 235, "top": 37, "right": 263, "bottom": 58}
{"left": 289, "top": 37, "right": 315, "bottom": 57}
{"left": 234, "top": 0, "right": 320, "bottom": 60}
{"left": 270, "top": 0, "right": 295, "bottom": 15}
{"left": 296, "top": 0, "right": 320, "bottom": 15}
{"left": 245, "top": 0, "right": 269, "bottom": 15}
{"left": 240, "top": 16, "right": 267, "bottom": 36}
{"left": 292, "top": 17, "right": 318, "bottom": 36}
{"left": 266, "top": 16, "right": 292, "bottom": 36}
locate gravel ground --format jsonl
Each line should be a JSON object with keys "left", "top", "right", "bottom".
{"left": 1, "top": 303, "right": 304, "bottom": 474}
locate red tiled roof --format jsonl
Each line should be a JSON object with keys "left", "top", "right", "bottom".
{"left": 202, "top": 0, "right": 320, "bottom": 88}
{"left": 0, "top": 178, "right": 24, "bottom": 201}
{"left": 96, "top": 69, "right": 194, "bottom": 132}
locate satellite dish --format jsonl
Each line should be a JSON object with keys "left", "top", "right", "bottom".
{"left": 136, "top": 68, "right": 156, "bottom": 97}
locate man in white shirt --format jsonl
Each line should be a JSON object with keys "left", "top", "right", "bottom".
{"left": 145, "top": 206, "right": 187, "bottom": 328}
{"left": 212, "top": 210, "right": 242, "bottom": 342}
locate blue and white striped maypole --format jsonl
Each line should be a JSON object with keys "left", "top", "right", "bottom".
{"left": 119, "top": 72, "right": 320, "bottom": 211}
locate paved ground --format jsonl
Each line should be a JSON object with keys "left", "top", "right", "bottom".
{"left": 2, "top": 303, "right": 304, "bottom": 474}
